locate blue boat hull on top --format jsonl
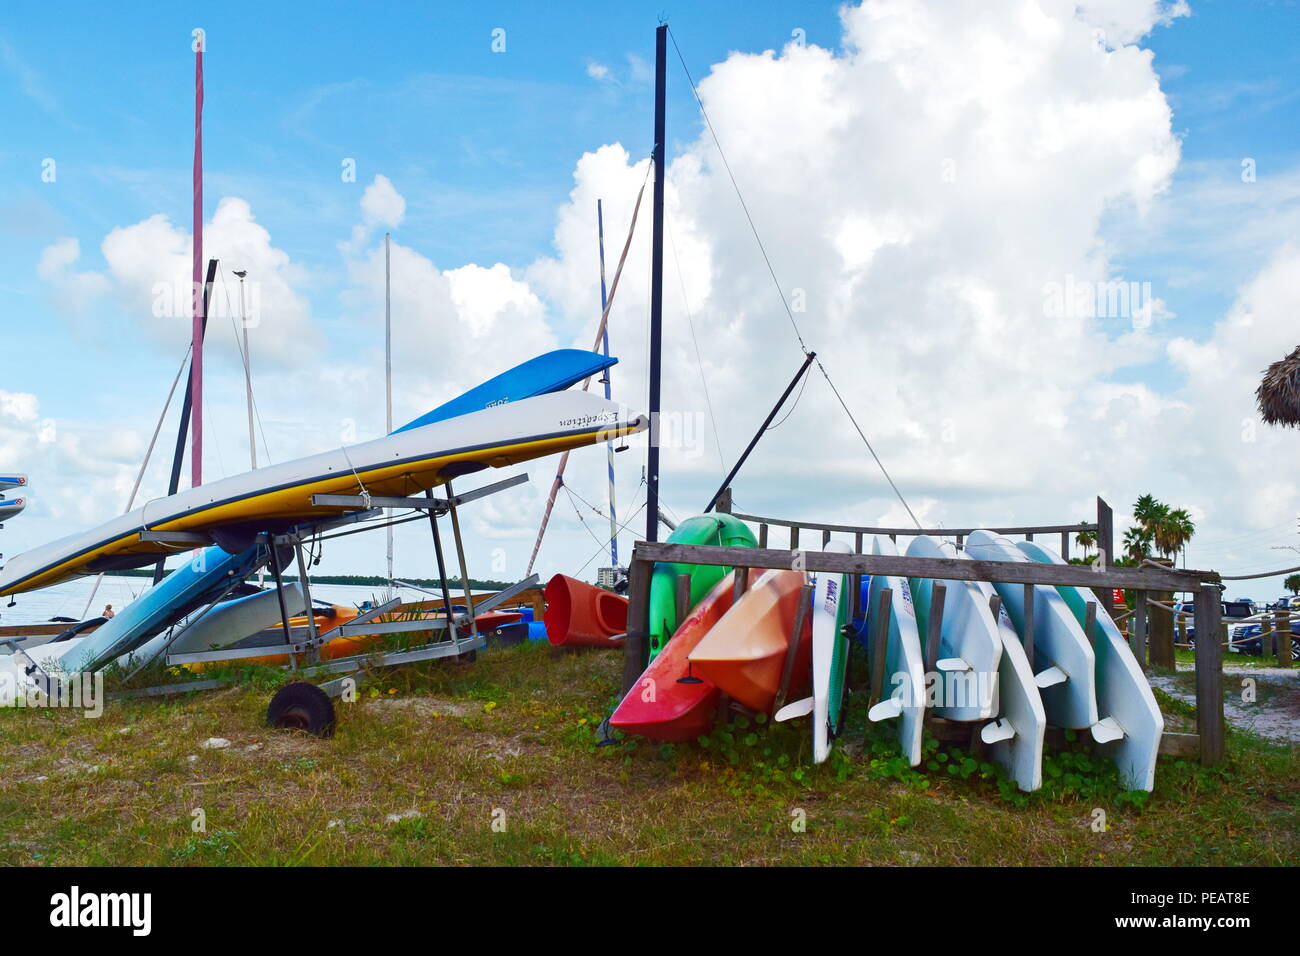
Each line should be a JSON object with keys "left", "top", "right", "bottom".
{"left": 393, "top": 349, "right": 616, "bottom": 433}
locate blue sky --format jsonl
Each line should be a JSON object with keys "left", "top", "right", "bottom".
{"left": 3, "top": 1, "right": 1300, "bottom": 598}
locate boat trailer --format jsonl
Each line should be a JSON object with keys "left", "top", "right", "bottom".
{"left": 9, "top": 473, "right": 539, "bottom": 737}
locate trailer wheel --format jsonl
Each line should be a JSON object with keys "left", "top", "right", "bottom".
{"left": 267, "top": 682, "right": 336, "bottom": 738}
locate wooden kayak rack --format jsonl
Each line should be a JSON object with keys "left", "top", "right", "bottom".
{"left": 619, "top": 490, "right": 1228, "bottom": 767}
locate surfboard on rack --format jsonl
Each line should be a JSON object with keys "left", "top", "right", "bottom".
{"left": 906, "top": 535, "right": 1001, "bottom": 722}
{"left": 774, "top": 541, "right": 852, "bottom": 763}
{"left": 956, "top": 550, "right": 1046, "bottom": 793}
{"left": 863, "top": 536, "right": 926, "bottom": 766}
{"left": 1017, "top": 539, "right": 1163, "bottom": 791}
{"left": 964, "top": 531, "right": 1098, "bottom": 730}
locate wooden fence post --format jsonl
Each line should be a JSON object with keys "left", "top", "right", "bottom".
{"left": 621, "top": 553, "right": 653, "bottom": 696}
{"left": 850, "top": 532, "right": 864, "bottom": 620}
{"left": 1149, "top": 591, "right": 1175, "bottom": 669}
{"left": 1131, "top": 590, "right": 1147, "bottom": 667}
{"left": 674, "top": 573, "right": 692, "bottom": 625}
{"left": 924, "top": 584, "right": 946, "bottom": 673}
{"left": 758, "top": 523, "right": 768, "bottom": 548}
{"left": 1095, "top": 496, "right": 1114, "bottom": 616}
{"left": 1277, "top": 608, "right": 1292, "bottom": 668}
{"left": 869, "top": 589, "right": 893, "bottom": 705}
{"left": 774, "top": 585, "right": 813, "bottom": 711}
{"left": 1193, "top": 583, "right": 1225, "bottom": 766}
{"left": 733, "top": 566, "right": 751, "bottom": 604}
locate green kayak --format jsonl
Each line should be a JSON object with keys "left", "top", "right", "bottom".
{"left": 647, "top": 514, "right": 758, "bottom": 661}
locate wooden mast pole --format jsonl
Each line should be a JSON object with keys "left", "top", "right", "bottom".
{"left": 190, "top": 29, "right": 205, "bottom": 489}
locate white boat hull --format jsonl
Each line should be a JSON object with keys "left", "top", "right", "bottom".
{"left": 866, "top": 536, "right": 926, "bottom": 766}
{"left": 906, "top": 535, "right": 1001, "bottom": 721}
{"left": 1017, "top": 540, "right": 1163, "bottom": 791}
{"left": 965, "top": 531, "right": 1098, "bottom": 729}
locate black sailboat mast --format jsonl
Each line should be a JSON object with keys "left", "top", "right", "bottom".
{"left": 645, "top": 23, "right": 667, "bottom": 545}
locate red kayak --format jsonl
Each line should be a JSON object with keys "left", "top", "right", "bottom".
{"left": 610, "top": 569, "right": 757, "bottom": 742}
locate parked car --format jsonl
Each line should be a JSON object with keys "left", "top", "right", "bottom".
{"left": 1176, "top": 600, "right": 1253, "bottom": 646}
{"left": 1229, "top": 618, "right": 1300, "bottom": 656}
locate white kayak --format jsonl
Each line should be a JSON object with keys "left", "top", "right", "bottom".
{"left": 964, "top": 531, "right": 1098, "bottom": 730}
{"left": 958, "top": 553, "right": 1046, "bottom": 792}
{"left": 0, "top": 391, "right": 647, "bottom": 597}
{"left": 122, "top": 583, "right": 307, "bottom": 667}
{"left": 863, "top": 535, "right": 926, "bottom": 766}
{"left": 775, "top": 540, "right": 852, "bottom": 763}
{"left": 1017, "top": 539, "right": 1164, "bottom": 791}
{"left": 906, "top": 535, "right": 1001, "bottom": 722}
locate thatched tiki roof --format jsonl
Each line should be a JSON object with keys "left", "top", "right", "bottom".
{"left": 1257, "top": 346, "right": 1300, "bottom": 427}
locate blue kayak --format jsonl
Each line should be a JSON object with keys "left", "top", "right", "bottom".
{"left": 61, "top": 544, "right": 263, "bottom": 673}
{"left": 393, "top": 349, "right": 616, "bottom": 433}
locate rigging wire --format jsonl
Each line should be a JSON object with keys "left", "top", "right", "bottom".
{"left": 766, "top": 367, "right": 810, "bottom": 431}
{"left": 218, "top": 268, "right": 274, "bottom": 465}
{"left": 79, "top": 344, "right": 192, "bottom": 619}
{"left": 574, "top": 501, "right": 649, "bottom": 579}
{"left": 666, "top": 25, "right": 922, "bottom": 530}
{"left": 666, "top": 213, "right": 728, "bottom": 478}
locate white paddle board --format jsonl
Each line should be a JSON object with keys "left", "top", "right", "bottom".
{"left": 958, "top": 554, "right": 1046, "bottom": 792}
{"left": 964, "top": 531, "right": 1098, "bottom": 729}
{"left": 775, "top": 540, "right": 854, "bottom": 762}
{"left": 1016, "top": 539, "right": 1163, "bottom": 791}
{"left": 906, "top": 535, "right": 1001, "bottom": 722}
{"left": 863, "top": 536, "right": 926, "bottom": 766}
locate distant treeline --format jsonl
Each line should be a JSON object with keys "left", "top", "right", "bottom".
{"left": 110, "top": 569, "right": 516, "bottom": 591}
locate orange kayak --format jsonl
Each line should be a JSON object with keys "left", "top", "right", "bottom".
{"left": 610, "top": 568, "right": 759, "bottom": 742}
{"left": 687, "top": 570, "right": 811, "bottom": 713}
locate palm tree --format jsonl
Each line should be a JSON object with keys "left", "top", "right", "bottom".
{"left": 1163, "top": 508, "right": 1195, "bottom": 564}
{"left": 1123, "top": 526, "right": 1150, "bottom": 562}
{"left": 1075, "top": 524, "right": 1097, "bottom": 561}
{"left": 1133, "top": 494, "right": 1164, "bottom": 529}
{"left": 1286, "top": 573, "right": 1300, "bottom": 595}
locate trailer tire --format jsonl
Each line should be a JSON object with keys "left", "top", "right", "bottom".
{"left": 267, "top": 682, "right": 336, "bottom": 738}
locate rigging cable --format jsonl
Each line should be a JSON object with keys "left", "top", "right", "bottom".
{"left": 527, "top": 161, "right": 653, "bottom": 575}
{"left": 667, "top": 26, "right": 922, "bottom": 531}
{"left": 218, "top": 268, "right": 274, "bottom": 465}
{"left": 80, "top": 344, "right": 193, "bottom": 619}
{"left": 666, "top": 214, "right": 728, "bottom": 478}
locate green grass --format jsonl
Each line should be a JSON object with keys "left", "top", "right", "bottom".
{"left": 0, "top": 642, "right": 1295, "bottom": 866}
